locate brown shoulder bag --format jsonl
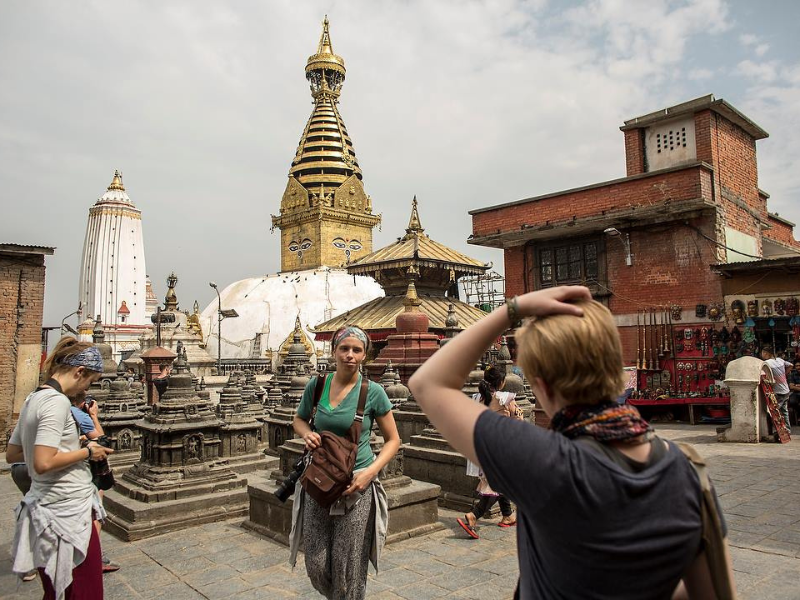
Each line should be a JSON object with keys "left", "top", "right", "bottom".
{"left": 300, "top": 374, "right": 369, "bottom": 509}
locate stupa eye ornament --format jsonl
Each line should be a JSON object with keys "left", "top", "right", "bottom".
{"left": 332, "top": 237, "right": 361, "bottom": 260}
{"left": 288, "top": 239, "right": 313, "bottom": 260}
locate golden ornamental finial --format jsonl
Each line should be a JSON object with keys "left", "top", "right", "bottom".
{"left": 402, "top": 281, "right": 421, "bottom": 312}
{"left": 405, "top": 195, "right": 424, "bottom": 236}
{"left": 108, "top": 169, "right": 125, "bottom": 191}
{"left": 318, "top": 15, "right": 333, "bottom": 55}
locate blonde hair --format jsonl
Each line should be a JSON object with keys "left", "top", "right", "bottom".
{"left": 42, "top": 336, "right": 94, "bottom": 379}
{"left": 516, "top": 300, "right": 625, "bottom": 405}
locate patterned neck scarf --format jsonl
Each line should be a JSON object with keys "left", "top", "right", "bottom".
{"left": 550, "top": 401, "right": 652, "bottom": 443}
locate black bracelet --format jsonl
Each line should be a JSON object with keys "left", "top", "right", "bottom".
{"left": 85, "top": 445, "right": 93, "bottom": 460}
{"left": 506, "top": 296, "right": 522, "bottom": 328}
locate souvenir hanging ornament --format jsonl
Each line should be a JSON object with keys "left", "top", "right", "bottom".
{"left": 774, "top": 298, "right": 786, "bottom": 316}
{"left": 731, "top": 300, "right": 746, "bottom": 325}
{"left": 695, "top": 304, "right": 706, "bottom": 318}
{"left": 746, "top": 299, "right": 758, "bottom": 318}
{"left": 670, "top": 305, "right": 683, "bottom": 321}
{"left": 762, "top": 300, "right": 773, "bottom": 317}
{"left": 786, "top": 297, "right": 798, "bottom": 317}
{"left": 743, "top": 316, "right": 756, "bottom": 344}
{"left": 708, "top": 303, "right": 724, "bottom": 322}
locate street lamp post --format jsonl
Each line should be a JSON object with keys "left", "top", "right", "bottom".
{"left": 209, "top": 282, "right": 238, "bottom": 375}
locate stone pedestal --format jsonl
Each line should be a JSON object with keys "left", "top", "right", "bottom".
{"left": 243, "top": 435, "right": 443, "bottom": 545}
{"left": 393, "top": 397, "right": 430, "bottom": 444}
{"left": 403, "top": 426, "right": 490, "bottom": 514}
{"left": 217, "top": 376, "right": 275, "bottom": 474}
{"left": 719, "top": 357, "right": 769, "bottom": 443}
{"left": 103, "top": 364, "right": 248, "bottom": 541}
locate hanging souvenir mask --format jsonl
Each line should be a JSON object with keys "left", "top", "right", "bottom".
{"left": 708, "top": 303, "right": 724, "bottom": 322}
{"left": 711, "top": 328, "right": 720, "bottom": 342}
{"left": 731, "top": 300, "right": 746, "bottom": 325}
{"left": 747, "top": 299, "right": 758, "bottom": 317}
{"left": 719, "top": 326, "right": 730, "bottom": 343}
{"left": 671, "top": 305, "right": 683, "bottom": 321}
{"left": 695, "top": 304, "right": 707, "bottom": 318}
{"left": 786, "top": 297, "right": 799, "bottom": 317}
{"left": 730, "top": 326, "right": 742, "bottom": 344}
{"left": 684, "top": 328, "right": 693, "bottom": 340}
{"left": 774, "top": 298, "right": 786, "bottom": 315}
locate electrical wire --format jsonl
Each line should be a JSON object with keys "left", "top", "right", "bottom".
{"left": 682, "top": 223, "right": 763, "bottom": 260}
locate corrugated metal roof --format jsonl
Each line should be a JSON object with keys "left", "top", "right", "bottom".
{"left": 348, "top": 231, "right": 487, "bottom": 272}
{"left": 313, "top": 294, "right": 488, "bottom": 333}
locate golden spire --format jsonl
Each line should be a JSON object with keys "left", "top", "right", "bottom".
{"left": 108, "top": 169, "right": 125, "bottom": 191}
{"left": 402, "top": 281, "right": 422, "bottom": 312}
{"left": 317, "top": 15, "right": 334, "bottom": 55}
{"left": 406, "top": 196, "right": 424, "bottom": 236}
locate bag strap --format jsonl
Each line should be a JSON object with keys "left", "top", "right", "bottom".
{"left": 677, "top": 442, "right": 737, "bottom": 600}
{"left": 311, "top": 374, "right": 369, "bottom": 444}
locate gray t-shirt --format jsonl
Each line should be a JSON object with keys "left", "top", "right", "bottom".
{"left": 9, "top": 388, "right": 94, "bottom": 505}
{"left": 765, "top": 358, "right": 792, "bottom": 395}
{"left": 474, "top": 410, "right": 704, "bottom": 600}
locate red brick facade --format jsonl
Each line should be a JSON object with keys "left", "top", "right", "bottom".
{"left": 1, "top": 245, "right": 52, "bottom": 449}
{"left": 469, "top": 96, "right": 799, "bottom": 369}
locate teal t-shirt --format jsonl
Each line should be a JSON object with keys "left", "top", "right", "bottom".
{"left": 297, "top": 374, "right": 392, "bottom": 471}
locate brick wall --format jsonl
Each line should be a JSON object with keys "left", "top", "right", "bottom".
{"left": 624, "top": 129, "right": 645, "bottom": 176}
{"left": 765, "top": 215, "right": 800, "bottom": 249}
{"left": 1, "top": 252, "right": 47, "bottom": 449}
{"left": 472, "top": 164, "right": 711, "bottom": 239}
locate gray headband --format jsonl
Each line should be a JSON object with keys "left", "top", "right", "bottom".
{"left": 61, "top": 347, "right": 104, "bottom": 373}
{"left": 332, "top": 326, "right": 370, "bottom": 351}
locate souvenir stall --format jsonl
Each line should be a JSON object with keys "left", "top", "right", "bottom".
{"left": 628, "top": 304, "right": 732, "bottom": 424}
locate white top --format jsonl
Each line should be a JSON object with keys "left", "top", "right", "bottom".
{"left": 9, "top": 389, "right": 94, "bottom": 504}
{"left": 765, "top": 358, "right": 792, "bottom": 395}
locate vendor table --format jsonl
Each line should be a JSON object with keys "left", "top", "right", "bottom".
{"left": 628, "top": 397, "right": 730, "bottom": 425}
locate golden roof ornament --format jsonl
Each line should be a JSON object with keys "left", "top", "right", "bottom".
{"left": 405, "top": 196, "right": 425, "bottom": 237}
{"left": 164, "top": 272, "right": 179, "bottom": 311}
{"left": 108, "top": 170, "right": 125, "bottom": 191}
{"left": 402, "top": 281, "right": 422, "bottom": 312}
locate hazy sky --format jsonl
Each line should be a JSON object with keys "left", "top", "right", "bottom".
{"left": 2, "top": 0, "right": 798, "bottom": 331}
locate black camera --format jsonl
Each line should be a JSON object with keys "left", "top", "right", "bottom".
{"left": 89, "top": 435, "right": 115, "bottom": 491}
{"left": 274, "top": 456, "right": 306, "bottom": 503}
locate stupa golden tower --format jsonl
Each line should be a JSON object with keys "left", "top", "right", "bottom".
{"left": 272, "top": 17, "right": 381, "bottom": 272}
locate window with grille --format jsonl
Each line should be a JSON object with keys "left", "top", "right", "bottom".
{"left": 532, "top": 238, "right": 605, "bottom": 290}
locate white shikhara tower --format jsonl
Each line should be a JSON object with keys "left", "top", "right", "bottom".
{"left": 79, "top": 171, "right": 148, "bottom": 357}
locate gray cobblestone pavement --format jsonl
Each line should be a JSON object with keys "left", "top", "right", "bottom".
{"left": 2, "top": 424, "right": 800, "bottom": 599}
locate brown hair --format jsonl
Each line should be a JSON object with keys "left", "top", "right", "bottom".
{"left": 42, "top": 336, "right": 95, "bottom": 379}
{"left": 516, "top": 300, "right": 625, "bottom": 405}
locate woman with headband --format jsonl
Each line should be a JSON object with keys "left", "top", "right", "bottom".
{"left": 290, "top": 325, "right": 400, "bottom": 600}
{"left": 8, "top": 337, "right": 115, "bottom": 599}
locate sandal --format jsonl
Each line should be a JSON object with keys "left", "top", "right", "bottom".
{"left": 22, "top": 571, "right": 37, "bottom": 582}
{"left": 457, "top": 517, "right": 480, "bottom": 539}
{"left": 498, "top": 516, "right": 517, "bottom": 528}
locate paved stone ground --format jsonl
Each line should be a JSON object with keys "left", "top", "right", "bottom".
{"left": 2, "top": 424, "right": 800, "bottom": 599}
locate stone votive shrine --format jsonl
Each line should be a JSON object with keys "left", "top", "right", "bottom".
{"left": 103, "top": 354, "right": 247, "bottom": 541}
{"left": 103, "top": 366, "right": 147, "bottom": 473}
{"left": 216, "top": 375, "right": 274, "bottom": 474}
{"left": 365, "top": 282, "right": 440, "bottom": 384}
{"left": 241, "top": 370, "right": 269, "bottom": 446}
{"left": 263, "top": 365, "right": 310, "bottom": 456}
{"left": 496, "top": 336, "right": 533, "bottom": 418}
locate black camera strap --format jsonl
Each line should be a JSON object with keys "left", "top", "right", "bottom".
{"left": 35, "top": 378, "right": 83, "bottom": 438}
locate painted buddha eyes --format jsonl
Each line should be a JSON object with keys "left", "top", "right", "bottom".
{"left": 288, "top": 239, "right": 313, "bottom": 254}
{"left": 332, "top": 238, "right": 361, "bottom": 251}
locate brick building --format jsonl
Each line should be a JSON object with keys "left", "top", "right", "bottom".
{"left": 469, "top": 95, "right": 800, "bottom": 408}
{"left": 1, "top": 243, "right": 54, "bottom": 449}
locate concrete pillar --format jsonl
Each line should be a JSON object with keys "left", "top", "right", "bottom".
{"left": 719, "top": 356, "right": 768, "bottom": 443}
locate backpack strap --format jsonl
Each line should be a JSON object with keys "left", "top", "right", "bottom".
{"left": 677, "top": 442, "right": 738, "bottom": 600}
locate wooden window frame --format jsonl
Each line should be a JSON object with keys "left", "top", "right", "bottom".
{"left": 526, "top": 236, "right": 609, "bottom": 298}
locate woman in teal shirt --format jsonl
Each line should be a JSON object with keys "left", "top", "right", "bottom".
{"left": 292, "top": 326, "right": 400, "bottom": 600}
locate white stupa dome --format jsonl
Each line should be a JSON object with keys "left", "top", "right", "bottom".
{"left": 199, "top": 267, "right": 383, "bottom": 360}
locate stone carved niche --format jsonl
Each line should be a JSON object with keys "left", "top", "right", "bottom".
{"left": 118, "top": 429, "right": 134, "bottom": 452}
{"left": 184, "top": 433, "right": 205, "bottom": 463}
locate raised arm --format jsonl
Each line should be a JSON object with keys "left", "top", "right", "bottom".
{"left": 409, "top": 286, "right": 590, "bottom": 464}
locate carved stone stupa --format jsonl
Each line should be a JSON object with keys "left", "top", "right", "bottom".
{"left": 103, "top": 353, "right": 247, "bottom": 541}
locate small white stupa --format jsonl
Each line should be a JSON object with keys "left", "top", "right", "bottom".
{"left": 78, "top": 170, "right": 151, "bottom": 361}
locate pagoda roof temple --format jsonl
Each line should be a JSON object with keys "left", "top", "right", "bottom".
{"left": 313, "top": 197, "right": 489, "bottom": 340}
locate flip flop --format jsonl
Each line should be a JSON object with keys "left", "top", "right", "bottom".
{"left": 457, "top": 517, "right": 480, "bottom": 539}
{"left": 498, "top": 520, "right": 517, "bottom": 528}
